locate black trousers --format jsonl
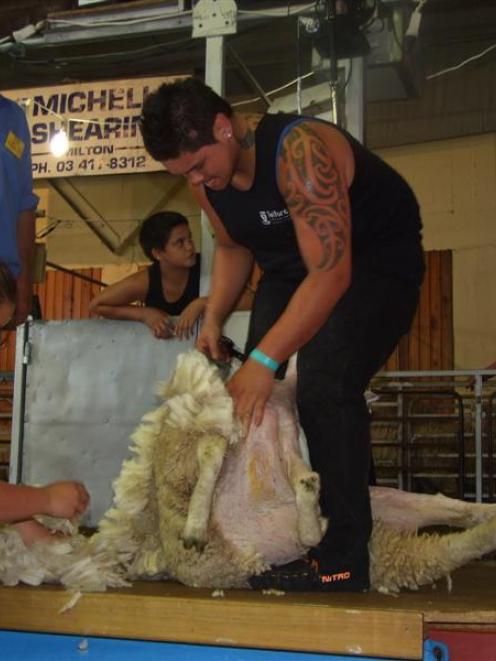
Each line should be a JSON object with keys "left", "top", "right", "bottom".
{"left": 245, "top": 268, "right": 421, "bottom": 575}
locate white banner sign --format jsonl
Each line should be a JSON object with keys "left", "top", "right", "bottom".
{"left": 3, "top": 76, "right": 179, "bottom": 179}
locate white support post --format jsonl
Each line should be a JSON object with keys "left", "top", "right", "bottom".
{"left": 343, "top": 56, "right": 366, "bottom": 144}
{"left": 192, "top": 0, "right": 237, "bottom": 296}
{"left": 307, "top": 46, "right": 367, "bottom": 145}
{"left": 205, "top": 35, "right": 226, "bottom": 96}
{"left": 199, "top": 35, "right": 226, "bottom": 296}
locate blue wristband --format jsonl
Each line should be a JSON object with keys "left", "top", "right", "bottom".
{"left": 249, "top": 348, "right": 280, "bottom": 372}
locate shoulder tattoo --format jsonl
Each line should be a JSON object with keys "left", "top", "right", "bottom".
{"left": 280, "top": 123, "right": 349, "bottom": 271}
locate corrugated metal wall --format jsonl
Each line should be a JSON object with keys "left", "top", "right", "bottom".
{"left": 385, "top": 250, "right": 453, "bottom": 371}
{"left": 0, "top": 268, "right": 101, "bottom": 372}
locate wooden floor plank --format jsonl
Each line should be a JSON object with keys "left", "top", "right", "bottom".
{"left": 2, "top": 562, "right": 496, "bottom": 658}
{"left": 0, "top": 581, "right": 424, "bottom": 659}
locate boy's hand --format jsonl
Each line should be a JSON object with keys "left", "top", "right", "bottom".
{"left": 175, "top": 299, "right": 205, "bottom": 339}
{"left": 141, "top": 308, "right": 175, "bottom": 339}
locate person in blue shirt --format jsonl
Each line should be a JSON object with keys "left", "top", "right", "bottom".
{"left": 0, "top": 95, "right": 39, "bottom": 326}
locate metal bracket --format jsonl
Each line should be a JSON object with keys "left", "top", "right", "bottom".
{"left": 424, "top": 638, "right": 450, "bottom": 660}
{"left": 192, "top": 0, "right": 237, "bottom": 39}
{"left": 23, "top": 340, "right": 31, "bottom": 366}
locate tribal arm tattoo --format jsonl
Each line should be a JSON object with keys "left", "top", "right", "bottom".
{"left": 279, "top": 122, "right": 350, "bottom": 272}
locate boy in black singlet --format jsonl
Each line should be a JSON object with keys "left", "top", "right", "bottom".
{"left": 90, "top": 212, "right": 205, "bottom": 340}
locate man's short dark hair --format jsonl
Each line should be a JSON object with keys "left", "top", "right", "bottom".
{"left": 140, "top": 78, "right": 233, "bottom": 161}
{"left": 139, "top": 212, "right": 189, "bottom": 261}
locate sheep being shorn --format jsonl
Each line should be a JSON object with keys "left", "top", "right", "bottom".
{"left": 2, "top": 349, "right": 496, "bottom": 593}
{"left": 91, "top": 350, "right": 496, "bottom": 593}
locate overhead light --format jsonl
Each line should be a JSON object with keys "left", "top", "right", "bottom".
{"left": 49, "top": 126, "right": 69, "bottom": 157}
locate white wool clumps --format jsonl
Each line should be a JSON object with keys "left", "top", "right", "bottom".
{"left": 0, "top": 524, "right": 127, "bottom": 592}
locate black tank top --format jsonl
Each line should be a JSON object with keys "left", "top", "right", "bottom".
{"left": 144, "top": 255, "right": 200, "bottom": 315}
{"left": 206, "top": 113, "right": 424, "bottom": 285}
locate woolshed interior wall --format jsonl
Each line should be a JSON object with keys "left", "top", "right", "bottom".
{"left": 377, "top": 131, "right": 496, "bottom": 369}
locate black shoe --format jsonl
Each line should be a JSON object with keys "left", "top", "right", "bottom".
{"left": 249, "top": 557, "right": 369, "bottom": 593}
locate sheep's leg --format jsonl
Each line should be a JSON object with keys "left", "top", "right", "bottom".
{"left": 182, "top": 433, "right": 228, "bottom": 551}
{"left": 371, "top": 515, "right": 496, "bottom": 593}
{"left": 277, "top": 406, "right": 325, "bottom": 548}
{"left": 291, "top": 461, "right": 325, "bottom": 547}
{"left": 371, "top": 486, "right": 496, "bottom": 532}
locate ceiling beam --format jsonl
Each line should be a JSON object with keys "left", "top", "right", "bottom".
{"left": 115, "top": 176, "right": 186, "bottom": 256}
{"left": 48, "top": 177, "right": 121, "bottom": 254}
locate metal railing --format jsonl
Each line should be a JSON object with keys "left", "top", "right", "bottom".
{"left": 369, "top": 369, "right": 496, "bottom": 502}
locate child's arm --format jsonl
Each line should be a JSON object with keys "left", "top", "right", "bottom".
{"left": 90, "top": 270, "right": 174, "bottom": 339}
{"left": 0, "top": 480, "right": 89, "bottom": 522}
{"left": 89, "top": 270, "right": 149, "bottom": 321}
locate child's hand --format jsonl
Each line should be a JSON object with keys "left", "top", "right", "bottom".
{"left": 141, "top": 308, "right": 175, "bottom": 339}
{"left": 43, "top": 481, "right": 90, "bottom": 520}
{"left": 175, "top": 299, "right": 206, "bottom": 340}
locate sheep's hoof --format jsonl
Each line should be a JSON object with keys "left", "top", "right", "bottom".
{"left": 182, "top": 536, "right": 207, "bottom": 552}
{"left": 298, "top": 474, "right": 319, "bottom": 494}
